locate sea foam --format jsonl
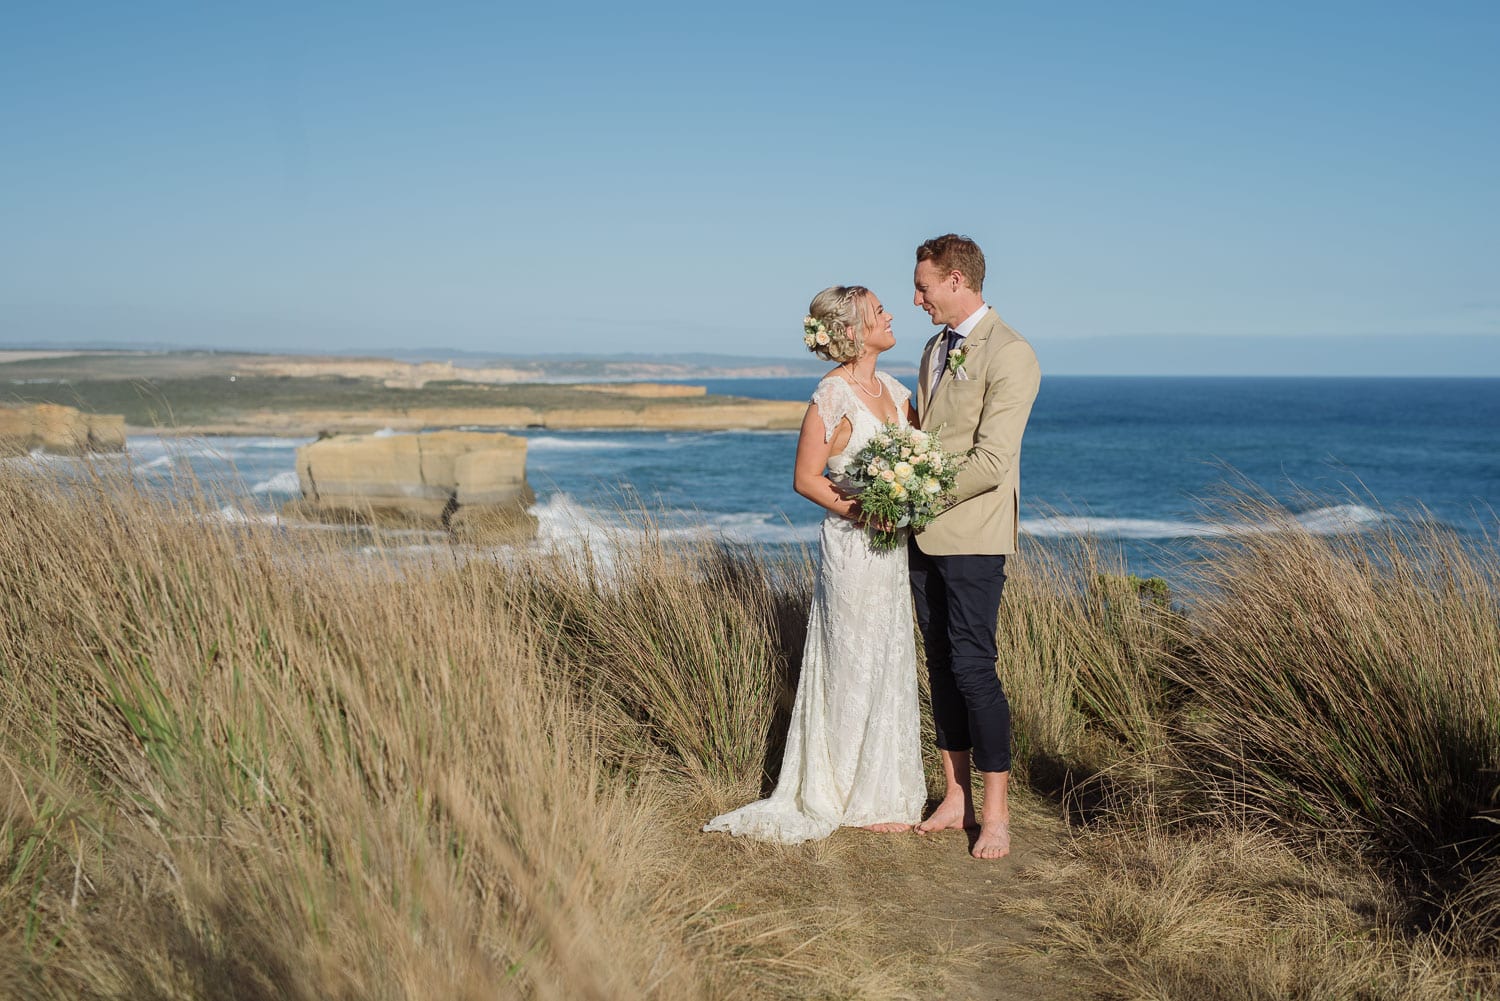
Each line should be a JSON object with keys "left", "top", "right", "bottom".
{"left": 251, "top": 471, "right": 302, "bottom": 495}
{"left": 523, "top": 436, "right": 637, "bottom": 451}
{"left": 1022, "top": 504, "right": 1386, "bottom": 540}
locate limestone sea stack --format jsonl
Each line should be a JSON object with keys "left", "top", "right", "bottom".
{"left": 0, "top": 403, "right": 127, "bottom": 456}
{"left": 286, "top": 430, "right": 536, "bottom": 542}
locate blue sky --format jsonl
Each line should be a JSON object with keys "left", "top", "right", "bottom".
{"left": 2, "top": 1, "right": 1497, "bottom": 373}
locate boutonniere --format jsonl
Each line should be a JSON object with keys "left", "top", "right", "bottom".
{"left": 946, "top": 345, "right": 970, "bottom": 380}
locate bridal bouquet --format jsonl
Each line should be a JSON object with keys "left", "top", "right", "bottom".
{"left": 840, "top": 423, "right": 960, "bottom": 551}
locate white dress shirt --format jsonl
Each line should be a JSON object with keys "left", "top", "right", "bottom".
{"left": 930, "top": 303, "right": 990, "bottom": 396}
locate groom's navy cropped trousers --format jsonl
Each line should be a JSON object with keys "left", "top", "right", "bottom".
{"left": 907, "top": 542, "right": 1011, "bottom": 774}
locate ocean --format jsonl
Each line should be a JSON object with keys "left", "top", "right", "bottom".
{"left": 23, "top": 376, "right": 1496, "bottom": 580}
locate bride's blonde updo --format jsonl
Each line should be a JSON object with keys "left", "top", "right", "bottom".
{"left": 802, "top": 285, "right": 871, "bottom": 364}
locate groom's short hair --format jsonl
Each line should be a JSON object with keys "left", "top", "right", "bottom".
{"left": 916, "top": 234, "right": 985, "bottom": 293}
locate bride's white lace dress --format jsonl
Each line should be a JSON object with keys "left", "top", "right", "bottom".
{"left": 703, "top": 372, "right": 926, "bottom": 842}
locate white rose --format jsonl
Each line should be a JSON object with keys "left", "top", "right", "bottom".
{"left": 815, "top": 331, "right": 830, "bottom": 346}
{"left": 866, "top": 462, "right": 880, "bottom": 476}
{"left": 900, "top": 447, "right": 911, "bottom": 459}
{"left": 925, "top": 478, "right": 941, "bottom": 494}
{"left": 894, "top": 462, "right": 913, "bottom": 479}
{"left": 880, "top": 469, "right": 896, "bottom": 482}
{"left": 804, "top": 333, "right": 816, "bottom": 347}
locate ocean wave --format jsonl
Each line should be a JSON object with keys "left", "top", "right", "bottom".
{"left": 523, "top": 436, "right": 638, "bottom": 451}
{"left": 233, "top": 437, "right": 313, "bottom": 450}
{"left": 529, "top": 493, "right": 817, "bottom": 549}
{"left": 0, "top": 448, "right": 128, "bottom": 467}
{"left": 658, "top": 511, "right": 818, "bottom": 545}
{"left": 1295, "top": 503, "right": 1385, "bottom": 533}
{"left": 211, "top": 506, "right": 282, "bottom": 526}
{"left": 372, "top": 427, "right": 399, "bottom": 438}
{"left": 1022, "top": 504, "right": 1387, "bottom": 540}
{"left": 251, "top": 471, "right": 302, "bottom": 495}
{"left": 0, "top": 448, "right": 68, "bottom": 466}
{"left": 126, "top": 437, "right": 232, "bottom": 462}
{"left": 532, "top": 493, "right": 626, "bottom": 543}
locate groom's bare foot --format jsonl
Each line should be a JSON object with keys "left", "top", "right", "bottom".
{"left": 916, "top": 791, "right": 977, "bottom": 833}
{"left": 971, "top": 818, "right": 1011, "bottom": 859}
{"left": 861, "top": 822, "right": 913, "bottom": 834}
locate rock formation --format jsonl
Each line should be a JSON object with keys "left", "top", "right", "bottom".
{"left": 0, "top": 403, "right": 127, "bottom": 456}
{"left": 286, "top": 430, "right": 535, "bottom": 542}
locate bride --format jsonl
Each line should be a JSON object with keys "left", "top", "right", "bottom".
{"left": 703, "top": 285, "right": 926, "bottom": 842}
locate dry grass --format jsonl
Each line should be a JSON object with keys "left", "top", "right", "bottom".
{"left": 3, "top": 460, "right": 1499, "bottom": 999}
{"left": 0, "top": 471, "right": 703, "bottom": 998}
{"left": 1009, "top": 494, "right": 1500, "bottom": 999}
{"left": 994, "top": 533, "right": 1179, "bottom": 788}
{"left": 1169, "top": 497, "right": 1500, "bottom": 914}
{"left": 0, "top": 465, "right": 923, "bottom": 999}
{"left": 1013, "top": 819, "right": 1494, "bottom": 1000}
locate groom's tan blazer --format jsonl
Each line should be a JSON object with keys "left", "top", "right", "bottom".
{"left": 914, "top": 308, "right": 1041, "bottom": 556}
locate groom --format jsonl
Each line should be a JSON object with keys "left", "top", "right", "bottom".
{"left": 909, "top": 233, "right": 1041, "bottom": 860}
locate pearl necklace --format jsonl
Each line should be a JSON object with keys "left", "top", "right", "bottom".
{"left": 843, "top": 366, "right": 883, "bottom": 398}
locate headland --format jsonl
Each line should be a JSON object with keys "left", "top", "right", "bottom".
{"left": 0, "top": 349, "right": 808, "bottom": 436}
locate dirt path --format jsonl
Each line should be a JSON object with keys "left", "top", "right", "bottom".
{"left": 693, "top": 794, "right": 1089, "bottom": 1000}
{"left": 855, "top": 803, "right": 1083, "bottom": 1000}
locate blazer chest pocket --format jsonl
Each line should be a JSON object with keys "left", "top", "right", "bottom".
{"left": 942, "top": 380, "right": 984, "bottom": 423}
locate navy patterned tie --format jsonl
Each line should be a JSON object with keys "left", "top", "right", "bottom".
{"left": 932, "top": 327, "right": 960, "bottom": 396}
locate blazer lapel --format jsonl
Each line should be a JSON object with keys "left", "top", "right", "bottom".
{"left": 918, "top": 332, "right": 946, "bottom": 417}
{"left": 929, "top": 309, "right": 998, "bottom": 410}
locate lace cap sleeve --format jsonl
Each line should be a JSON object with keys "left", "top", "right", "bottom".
{"left": 810, "top": 377, "right": 854, "bottom": 443}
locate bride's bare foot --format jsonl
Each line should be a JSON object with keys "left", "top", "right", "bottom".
{"left": 971, "top": 818, "right": 1011, "bottom": 859}
{"left": 861, "top": 822, "right": 913, "bottom": 834}
{"left": 916, "top": 791, "right": 976, "bottom": 834}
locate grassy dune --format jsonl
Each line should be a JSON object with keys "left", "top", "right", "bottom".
{"left": 2, "top": 374, "right": 757, "bottom": 429}
{"left": 1, "top": 463, "right": 1497, "bottom": 998}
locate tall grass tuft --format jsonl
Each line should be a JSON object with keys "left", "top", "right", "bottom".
{"left": 0, "top": 466, "right": 726, "bottom": 998}
{"left": 1169, "top": 495, "right": 1500, "bottom": 890}
{"left": 995, "top": 532, "right": 1178, "bottom": 790}
{"left": 5, "top": 455, "right": 1499, "bottom": 996}
{"left": 489, "top": 532, "right": 812, "bottom": 800}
